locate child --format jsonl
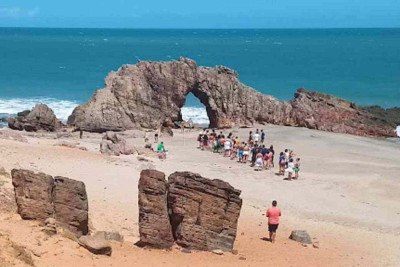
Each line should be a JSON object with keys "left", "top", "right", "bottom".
{"left": 255, "top": 152, "right": 264, "bottom": 171}
{"left": 294, "top": 158, "right": 301, "bottom": 179}
{"left": 286, "top": 158, "right": 295, "bottom": 180}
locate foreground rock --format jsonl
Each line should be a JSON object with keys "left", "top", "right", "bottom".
{"left": 138, "top": 169, "right": 242, "bottom": 252}
{"left": 138, "top": 170, "right": 174, "bottom": 248}
{"left": 11, "top": 169, "right": 89, "bottom": 236}
{"left": 78, "top": 235, "right": 112, "bottom": 256}
{"left": 289, "top": 230, "right": 312, "bottom": 244}
{"left": 168, "top": 172, "right": 242, "bottom": 251}
{"left": 68, "top": 58, "right": 396, "bottom": 137}
{"left": 8, "top": 104, "right": 62, "bottom": 132}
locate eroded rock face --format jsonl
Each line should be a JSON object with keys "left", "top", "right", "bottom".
{"left": 8, "top": 104, "right": 62, "bottom": 132}
{"left": 68, "top": 58, "right": 396, "bottom": 137}
{"left": 138, "top": 170, "right": 174, "bottom": 248}
{"left": 168, "top": 172, "right": 242, "bottom": 251}
{"left": 137, "top": 169, "right": 242, "bottom": 251}
{"left": 11, "top": 169, "right": 89, "bottom": 236}
{"left": 53, "top": 176, "right": 89, "bottom": 236}
{"left": 11, "top": 169, "right": 54, "bottom": 221}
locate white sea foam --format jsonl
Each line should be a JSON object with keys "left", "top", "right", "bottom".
{"left": 0, "top": 98, "right": 209, "bottom": 126}
{"left": 0, "top": 98, "right": 79, "bottom": 122}
{"left": 181, "top": 107, "right": 209, "bottom": 125}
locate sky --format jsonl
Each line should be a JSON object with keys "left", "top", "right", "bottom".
{"left": 0, "top": 0, "right": 399, "bottom": 28}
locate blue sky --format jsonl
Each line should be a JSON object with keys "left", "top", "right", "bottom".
{"left": 0, "top": 0, "right": 399, "bottom": 28}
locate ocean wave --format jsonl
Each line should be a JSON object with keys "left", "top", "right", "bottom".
{"left": 181, "top": 107, "right": 209, "bottom": 125}
{"left": 0, "top": 98, "right": 79, "bottom": 122}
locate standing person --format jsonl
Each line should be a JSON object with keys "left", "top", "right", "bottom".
{"left": 261, "top": 130, "right": 266, "bottom": 144}
{"left": 243, "top": 143, "right": 250, "bottom": 163}
{"left": 278, "top": 152, "right": 286, "bottom": 175}
{"left": 202, "top": 132, "right": 209, "bottom": 150}
{"left": 154, "top": 130, "right": 159, "bottom": 143}
{"left": 248, "top": 131, "right": 253, "bottom": 145}
{"left": 284, "top": 149, "right": 290, "bottom": 168}
{"left": 294, "top": 158, "right": 301, "bottom": 179}
{"left": 266, "top": 200, "right": 281, "bottom": 243}
{"left": 269, "top": 145, "right": 275, "bottom": 167}
{"left": 253, "top": 130, "right": 260, "bottom": 143}
{"left": 286, "top": 158, "right": 295, "bottom": 180}
{"left": 224, "top": 138, "right": 232, "bottom": 157}
{"left": 250, "top": 144, "right": 259, "bottom": 167}
{"left": 255, "top": 151, "right": 264, "bottom": 171}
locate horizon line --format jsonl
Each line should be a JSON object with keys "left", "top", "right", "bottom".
{"left": 1, "top": 26, "right": 400, "bottom": 30}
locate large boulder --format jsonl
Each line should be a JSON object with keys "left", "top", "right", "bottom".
{"left": 100, "top": 131, "right": 136, "bottom": 156}
{"left": 53, "top": 176, "right": 89, "bottom": 236}
{"left": 138, "top": 170, "right": 174, "bottom": 248}
{"left": 11, "top": 169, "right": 54, "bottom": 221}
{"left": 67, "top": 58, "right": 396, "bottom": 137}
{"left": 11, "top": 169, "right": 89, "bottom": 237}
{"left": 168, "top": 171, "right": 242, "bottom": 251}
{"left": 8, "top": 104, "right": 62, "bottom": 132}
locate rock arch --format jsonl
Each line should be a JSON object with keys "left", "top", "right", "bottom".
{"left": 68, "top": 58, "right": 291, "bottom": 132}
{"left": 67, "top": 58, "right": 396, "bottom": 137}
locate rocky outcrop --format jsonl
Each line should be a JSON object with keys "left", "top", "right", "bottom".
{"left": 168, "top": 172, "right": 242, "bottom": 251}
{"left": 100, "top": 131, "right": 136, "bottom": 156}
{"left": 137, "top": 169, "right": 242, "bottom": 252}
{"left": 68, "top": 58, "right": 396, "bottom": 137}
{"left": 8, "top": 104, "right": 62, "bottom": 132}
{"left": 11, "top": 169, "right": 89, "bottom": 237}
{"left": 138, "top": 170, "right": 174, "bottom": 248}
{"left": 290, "top": 89, "right": 397, "bottom": 137}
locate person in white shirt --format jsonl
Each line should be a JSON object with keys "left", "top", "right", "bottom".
{"left": 224, "top": 138, "right": 232, "bottom": 157}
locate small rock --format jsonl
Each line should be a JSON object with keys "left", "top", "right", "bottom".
{"left": 239, "top": 256, "right": 246, "bottom": 260}
{"left": 289, "top": 230, "right": 312, "bottom": 244}
{"left": 212, "top": 249, "right": 224, "bottom": 255}
{"left": 181, "top": 248, "right": 192, "bottom": 254}
{"left": 231, "top": 249, "right": 239, "bottom": 255}
{"left": 312, "top": 242, "right": 320, "bottom": 249}
{"left": 93, "top": 231, "right": 124, "bottom": 242}
{"left": 78, "top": 235, "right": 112, "bottom": 256}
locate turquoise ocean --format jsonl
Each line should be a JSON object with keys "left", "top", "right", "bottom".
{"left": 0, "top": 28, "right": 399, "bottom": 125}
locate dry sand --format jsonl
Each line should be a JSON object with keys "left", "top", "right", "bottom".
{"left": 0, "top": 124, "right": 399, "bottom": 266}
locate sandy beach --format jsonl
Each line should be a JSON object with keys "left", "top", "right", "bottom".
{"left": 0, "top": 124, "right": 399, "bottom": 266}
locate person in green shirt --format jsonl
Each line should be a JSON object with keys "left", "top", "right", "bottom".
{"left": 157, "top": 142, "right": 166, "bottom": 160}
{"left": 157, "top": 142, "right": 165, "bottom": 153}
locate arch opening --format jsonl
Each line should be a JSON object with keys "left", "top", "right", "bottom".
{"left": 180, "top": 92, "right": 210, "bottom": 128}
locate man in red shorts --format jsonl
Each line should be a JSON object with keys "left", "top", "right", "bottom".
{"left": 266, "top": 200, "right": 281, "bottom": 243}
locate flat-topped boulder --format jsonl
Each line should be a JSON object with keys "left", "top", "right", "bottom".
{"left": 68, "top": 58, "right": 396, "bottom": 137}
{"left": 11, "top": 169, "right": 89, "bottom": 237}
{"left": 8, "top": 104, "right": 62, "bottom": 132}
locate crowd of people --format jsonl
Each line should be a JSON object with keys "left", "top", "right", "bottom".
{"left": 197, "top": 128, "right": 301, "bottom": 180}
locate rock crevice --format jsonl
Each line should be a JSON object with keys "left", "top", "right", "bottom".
{"left": 11, "top": 169, "right": 89, "bottom": 237}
